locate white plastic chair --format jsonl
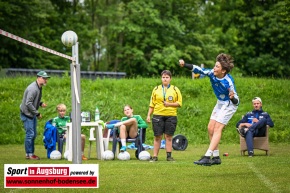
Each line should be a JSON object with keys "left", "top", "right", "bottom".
{"left": 88, "top": 127, "right": 112, "bottom": 159}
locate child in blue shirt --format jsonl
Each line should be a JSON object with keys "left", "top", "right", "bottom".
{"left": 179, "top": 53, "right": 239, "bottom": 166}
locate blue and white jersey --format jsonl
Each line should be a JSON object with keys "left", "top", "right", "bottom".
{"left": 192, "top": 65, "right": 239, "bottom": 105}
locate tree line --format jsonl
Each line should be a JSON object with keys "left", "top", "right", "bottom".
{"left": 0, "top": 0, "right": 289, "bottom": 77}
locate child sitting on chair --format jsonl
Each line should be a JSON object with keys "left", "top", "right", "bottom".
{"left": 111, "top": 105, "right": 148, "bottom": 152}
{"left": 52, "top": 103, "right": 87, "bottom": 160}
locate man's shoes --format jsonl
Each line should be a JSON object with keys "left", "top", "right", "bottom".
{"left": 27, "top": 155, "right": 40, "bottom": 160}
{"left": 25, "top": 155, "right": 29, "bottom": 159}
{"left": 237, "top": 127, "right": 249, "bottom": 137}
{"left": 211, "top": 156, "right": 221, "bottom": 165}
{"left": 237, "top": 127, "right": 245, "bottom": 137}
{"left": 82, "top": 155, "right": 88, "bottom": 160}
{"left": 248, "top": 151, "right": 254, "bottom": 157}
{"left": 150, "top": 156, "right": 158, "bottom": 162}
{"left": 193, "top": 156, "right": 212, "bottom": 166}
{"left": 167, "top": 157, "right": 175, "bottom": 161}
{"left": 120, "top": 146, "right": 127, "bottom": 152}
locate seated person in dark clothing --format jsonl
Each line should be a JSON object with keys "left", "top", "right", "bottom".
{"left": 236, "top": 97, "right": 274, "bottom": 157}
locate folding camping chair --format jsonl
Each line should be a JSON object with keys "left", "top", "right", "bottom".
{"left": 112, "top": 127, "right": 146, "bottom": 159}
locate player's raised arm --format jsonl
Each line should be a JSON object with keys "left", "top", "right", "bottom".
{"left": 179, "top": 59, "right": 193, "bottom": 70}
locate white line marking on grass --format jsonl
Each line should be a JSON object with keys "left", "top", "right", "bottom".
{"left": 248, "top": 162, "right": 281, "bottom": 193}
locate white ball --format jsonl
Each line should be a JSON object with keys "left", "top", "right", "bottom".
{"left": 138, "top": 151, "right": 151, "bottom": 161}
{"left": 102, "top": 150, "right": 114, "bottom": 160}
{"left": 63, "top": 150, "right": 69, "bottom": 160}
{"left": 117, "top": 151, "right": 130, "bottom": 161}
{"left": 61, "top": 30, "right": 78, "bottom": 47}
{"left": 50, "top": 150, "right": 62, "bottom": 160}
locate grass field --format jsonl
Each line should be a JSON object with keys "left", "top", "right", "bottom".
{"left": 1, "top": 143, "right": 290, "bottom": 193}
{"left": 1, "top": 75, "right": 290, "bottom": 192}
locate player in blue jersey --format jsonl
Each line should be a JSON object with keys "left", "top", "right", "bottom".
{"left": 179, "top": 53, "right": 239, "bottom": 166}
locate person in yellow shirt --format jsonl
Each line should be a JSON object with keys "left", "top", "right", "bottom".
{"left": 146, "top": 70, "right": 182, "bottom": 162}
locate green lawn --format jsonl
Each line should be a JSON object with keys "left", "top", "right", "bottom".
{"left": 1, "top": 143, "right": 290, "bottom": 193}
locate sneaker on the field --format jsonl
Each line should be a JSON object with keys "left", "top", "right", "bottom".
{"left": 120, "top": 146, "right": 127, "bottom": 152}
{"left": 211, "top": 156, "right": 221, "bottom": 165}
{"left": 25, "top": 155, "right": 29, "bottom": 159}
{"left": 167, "top": 157, "right": 175, "bottom": 161}
{"left": 150, "top": 156, "right": 158, "bottom": 162}
{"left": 28, "top": 155, "right": 40, "bottom": 160}
{"left": 193, "top": 156, "right": 212, "bottom": 166}
{"left": 248, "top": 151, "right": 254, "bottom": 157}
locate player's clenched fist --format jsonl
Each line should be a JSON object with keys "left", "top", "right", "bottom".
{"left": 179, "top": 59, "right": 185, "bottom": 67}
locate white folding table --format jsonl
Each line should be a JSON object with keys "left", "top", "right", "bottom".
{"left": 65, "top": 121, "right": 105, "bottom": 161}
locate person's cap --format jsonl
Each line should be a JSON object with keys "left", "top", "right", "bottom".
{"left": 37, "top": 71, "right": 50, "bottom": 78}
{"left": 252, "top": 97, "right": 262, "bottom": 104}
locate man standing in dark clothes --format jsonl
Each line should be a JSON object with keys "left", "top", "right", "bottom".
{"left": 20, "top": 71, "right": 50, "bottom": 160}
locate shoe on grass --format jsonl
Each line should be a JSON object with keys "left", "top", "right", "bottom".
{"left": 120, "top": 146, "right": 127, "bottom": 152}
{"left": 150, "top": 156, "right": 158, "bottom": 162}
{"left": 211, "top": 156, "right": 221, "bottom": 165}
{"left": 193, "top": 156, "right": 212, "bottom": 166}
{"left": 28, "top": 155, "right": 40, "bottom": 160}
{"left": 167, "top": 157, "right": 175, "bottom": 161}
{"left": 248, "top": 151, "right": 254, "bottom": 157}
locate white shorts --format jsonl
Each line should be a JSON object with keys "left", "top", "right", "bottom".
{"left": 210, "top": 100, "right": 238, "bottom": 125}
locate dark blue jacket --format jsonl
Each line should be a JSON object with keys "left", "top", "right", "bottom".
{"left": 236, "top": 108, "right": 274, "bottom": 129}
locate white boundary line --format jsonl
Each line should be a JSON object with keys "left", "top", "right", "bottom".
{"left": 248, "top": 162, "right": 281, "bottom": 193}
{"left": 0, "top": 29, "right": 74, "bottom": 61}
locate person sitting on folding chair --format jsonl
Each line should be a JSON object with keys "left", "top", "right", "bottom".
{"left": 52, "top": 103, "right": 88, "bottom": 160}
{"left": 112, "top": 105, "right": 148, "bottom": 152}
{"left": 236, "top": 97, "right": 274, "bottom": 157}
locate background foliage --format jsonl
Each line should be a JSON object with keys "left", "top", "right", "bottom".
{"left": 0, "top": 75, "right": 289, "bottom": 145}
{"left": 0, "top": 0, "right": 290, "bottom": 77}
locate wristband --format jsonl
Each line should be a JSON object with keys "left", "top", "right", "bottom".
{"left": 230, "top": 97, "right": 239, "bottom": 105}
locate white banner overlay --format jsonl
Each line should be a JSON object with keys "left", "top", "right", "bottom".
{"left": 4, "top": 164, "right": 99, "bottom": 188}
{"left": 0, "top": 29, "right": 74, "bottom": 61}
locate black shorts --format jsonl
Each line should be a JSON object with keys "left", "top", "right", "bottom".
{"left": 152, "top": 115, "right": 177, "bottom": 136}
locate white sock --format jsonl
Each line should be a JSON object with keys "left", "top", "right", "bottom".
{"left": 121, "top": 139, "right": 126, "bottom": 147}
{"left": 205, "top": 149, "right": 213, "bottom": 157}
{"left": 213, "top": 150, "right": 219, "bottom": 157}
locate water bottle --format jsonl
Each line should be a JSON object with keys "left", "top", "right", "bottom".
{"left": 95, "top": 106, "right": 100, "bottom": 121}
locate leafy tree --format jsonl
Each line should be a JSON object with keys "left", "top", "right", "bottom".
{"left": 203, "top": 0, "right": 290, "bottom": 77}
{"left": 0, "top": 0, "right": 71, "bottom": 70}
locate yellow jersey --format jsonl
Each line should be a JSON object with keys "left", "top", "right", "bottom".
{"left": 149, "top": 84, "right": 182, "bottom": 116}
